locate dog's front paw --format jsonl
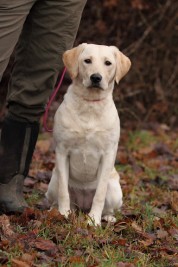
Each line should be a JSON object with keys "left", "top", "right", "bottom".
{"left": 58, "top": 207, "right": 71, "bottom": 218}
{"left": 102, "top": 215, "right": 116, "bottom": 223}
{"left": 87, "top": 213, "right": 101, "bottom": 227}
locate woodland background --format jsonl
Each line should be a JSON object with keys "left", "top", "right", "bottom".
{"left": 0, "top": 0, "right": 177, "bottom": 128}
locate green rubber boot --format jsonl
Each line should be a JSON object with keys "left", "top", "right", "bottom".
{"left": 0, "top": 174, "right": 28, "bottom": 214}
{"left": 0, "top": 117, "right": 39, "bottom": 214}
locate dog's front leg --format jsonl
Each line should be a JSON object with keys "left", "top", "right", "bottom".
{"left": 88, "top": 151, "right": 116, "bottom": 226}
{"left": 56, "top": 148, "right": 70, "bottom": 217}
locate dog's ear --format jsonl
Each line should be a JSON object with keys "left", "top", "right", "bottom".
{"left": 110, "top": 46, "right": 131, "bottom": 84}
{"left": 63, "top": 43, "right": 87, "bottom": 79}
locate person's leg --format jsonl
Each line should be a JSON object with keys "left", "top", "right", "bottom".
{"left": 7, "top": 0, "right": 87, "bottom": 122}
{"left": 0, "top": 0, "right": 35, "bottom": 81}
{"left": 0, "top": 118, "right": 39, "bottom": 213}
{"left": 0, "top": 0, "right": 86, "bottom": 214}
{"left": 0, "top": 0, "right": 37, "bottom": 214}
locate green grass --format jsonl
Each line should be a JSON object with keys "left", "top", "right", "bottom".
{"left": 26, "top": 189, "right": 42, "bottom": 206}
{"left": 127, "top": 130, "right": 157, "bottom": 151}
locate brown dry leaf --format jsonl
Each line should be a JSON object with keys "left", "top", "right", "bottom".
{"left": 159, "top": 248, "right": 178, "bottom": 260}
{"left": 153, "top": 217, "right": 165, "bottom": 230}
{"left": 14, "top": 208, "right": 41, "bottom": 227}
{"left": 11, "top": 258, "right": 30, "bottom": 267}
{"left": 154, "top": 142, "right": 173, "bottom": 156}
{"left": 46, "top": 208, "right": 65, "bottom": 223}
{"left": 114, "top": 221, "right": 128, "bottom": 233}
{"left": 35, "top": 181, "right": 48, "bottom": 192}
{"left": 131, "top": 222, "right": 156, "bottom": 241}
{"left": 152, "top": 102, "right": 169, "bottom": 114}
{"left": 21, "top": 253, "right": 35, "bottom": 264}
{"left": 111, "top": 238, "right": 127, "bottom": 246}
{"left": 24, "top": 177, "right": 37, "bottom": 187}
{"left": 36, "top": 139, "right": 51, "bottom": 153}
{"left": 169, "top": 227, "right": 178, "bottom": 240}
{"left": 116, "top": 238, "right": 127, "bottom": 246}
{"left": 31, "top": 220, "right": 42, "bottom": 229}
{"left": 137, "top": 145, "right": 156, "bottom": 156}
{"left": 0, "top": 215, "right": 15, "bottom": 237}
{"left": 170, "top": 191, "right": 178, "bottom": 212}
{"left": 1, "top": 239, "right": 9, "bottom": 248}
{"left": 131, "top": 221, "right": 142, "bottom": 233}
{"left": 152, "top": 207, "right": 167, "bottom": 217}
{"left": 69, "top": 256, "right": 84, "bottom": 264}
{"left": 36, "top": 197, "right": 50, "bottom": 210}
{"left": 121, "top": 207, "right": 140, "bottom": 218}
{"left": 139, "top": 238, "right": 154, "bottom": 247}
{"left": 116, "top": 262, "right": 135, "bottom": 267}
{"left": 116, "top": 149, "right": 129, "bottom": 164}
{"left": 36, "top": 171, "right": 52, "bottom": 182}
{"left": 156, "top": 229, "right": 168, "bottom": 239}
{"left": 167, "top": 175, "right": 178, "bottom": 190}
{"left": 171, "top": 160, "right": 178, "bottom": 169}
{"left": 32, "top": 237, "right": 58, "bottom": 253}
{"left": 142, "top": 157, "right": 163, "bottom": 169}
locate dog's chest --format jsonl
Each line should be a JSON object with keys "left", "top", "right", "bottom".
{"left": 68, "top": 132, "right": 103, "bottom": 184}
{"left": 54, "top": 100, "right": 120, "bottom": 186}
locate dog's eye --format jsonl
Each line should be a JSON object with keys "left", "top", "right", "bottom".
{"left": 84, "top": 59, "right": 92, "bottom": 64}
{"left": 105, "top": 60, "right": 112, "bottom": 66}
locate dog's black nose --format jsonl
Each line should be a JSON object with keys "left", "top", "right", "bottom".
{"left": 90, "top": 73, "right": 102, "bottom": 84}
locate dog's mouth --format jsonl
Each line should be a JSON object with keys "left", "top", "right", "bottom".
{"left": 88, "top": 82, "right": 104, "bottom": 90}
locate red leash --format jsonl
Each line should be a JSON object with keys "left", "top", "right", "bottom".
{"left": 43, "top": 67, "right": 66, "bottom": 132}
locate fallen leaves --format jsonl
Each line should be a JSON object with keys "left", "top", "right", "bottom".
{"left": 31, "top": 238, "right": 58, "bottom": 254}
{"left": 156, "top": 229, "right": 168, "bottom": 239}
{"left": 167, "top": 174, "right": 178, "bottom": 190}
{"left": 111, "top": 238, "right": 128, "bottom": 246}
{"left": 116, "top": 262, "right": 135, "bottom": 267}
{"left": 131, "top": 221, "right": 142, "bottom": 233}
{"left": 69, "top": 256, "right": 85, "bottom": 264}
{"left": 11, "top": 259, "right": 31, "bottom": 267}
{"left": 139, "top": 238, "right": 154, "bottom": 247}
{"left": 36, "top": 139, "right": 52, "bottom": 154}
{"left": 114, "top": 221, "right": 128, "bottom": 233}
{"left": 169, "top": 227, "right": 178, "bottom": 241}
{"left": 170, "top": 191, "right": 178, "bottom": 212}
{"left": 0, "top": 215, "right": 15, "bottom": 237}
{"left": 0, "top": 126, "right": 178, "bottom": 266}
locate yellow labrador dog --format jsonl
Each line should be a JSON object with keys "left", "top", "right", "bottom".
{"left": 46, "top": 44, "right": 131, "bottom": 226}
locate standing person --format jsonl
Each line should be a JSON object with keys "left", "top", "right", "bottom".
{"left": 0, "top": 0, "right": 87, "bottom": 214}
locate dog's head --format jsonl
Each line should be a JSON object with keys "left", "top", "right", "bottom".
{"left": 63, "top": 43, "right": 131, "bottom": 91}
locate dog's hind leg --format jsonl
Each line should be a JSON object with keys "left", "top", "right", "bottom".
{"left": 102, "top": 169, "right": 123, "bottom": 223}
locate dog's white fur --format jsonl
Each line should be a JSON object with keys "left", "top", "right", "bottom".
{"left": 46, "top": 43, "right": 131, "bottom": 225}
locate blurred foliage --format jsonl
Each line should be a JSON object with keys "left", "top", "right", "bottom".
{"left": 0, "top": 0, "right": 177, "bottom": 127}
{"left": 76, "top": 0, "right": 178, "bottom": 127}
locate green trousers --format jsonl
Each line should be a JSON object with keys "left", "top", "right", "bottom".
{"left": 0, "top": 0, "right": 86, "bottom": 122}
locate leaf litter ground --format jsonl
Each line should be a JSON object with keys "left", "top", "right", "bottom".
{"left": 0, "top": 123, "right": 178, "bottom": 267}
